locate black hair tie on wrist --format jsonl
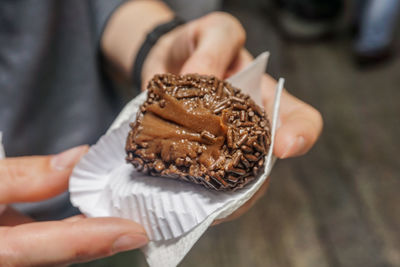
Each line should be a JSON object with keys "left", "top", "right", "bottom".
{"left": 132, "top": 16, "right": 185, "bottom": 93}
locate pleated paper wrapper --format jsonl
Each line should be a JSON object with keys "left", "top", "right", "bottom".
{"left": 69, "top": 52, "right": 284, "bottom": 267}
{"left": 0, "top": 132, "right": 7, "bottom": 215}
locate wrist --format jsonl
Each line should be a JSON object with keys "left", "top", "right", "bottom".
{"left": 141, "top": 31, "right": 172, "bottom": 88}
{"left": 133, "top": 17, "right": 184, "bottom": 91}
{"left": 101, "top": 0, "right": 174, "bottom": 77}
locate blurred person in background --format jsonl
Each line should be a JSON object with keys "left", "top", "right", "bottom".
{"left": 354, "top": 0, "right": 400, "bottom": 65}
{"left": 272, "top": 0, "right": 343, "bottom": 40}
{"left": 273, "top": 0, "right": 400, "bottom": 66}
{"left": 0, "top": 0, "right": 322, "bottom": 265}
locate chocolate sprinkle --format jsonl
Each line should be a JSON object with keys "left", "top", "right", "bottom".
{"left": 125, "top": 74, "right": 271, "bottom": 191}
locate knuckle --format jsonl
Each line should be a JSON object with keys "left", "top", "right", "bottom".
{"left": 212, "top": 12, "right": 246, "bottom": 44}
{"left": 0, "top": 163, "right": 19, "bottom": 202}
{"left": 0, "top": 160, "right": 24, "bottom": 182}
{"left": 206, "top": 11, "right": 237, "bottom": 23}
{"left": 197, "top": 12, "right": 247, "bottom": 47}
{"left": 314, "top": 109, "right": 324, "bottom": 135}
{"left": 204, "top": 12, "right": 245, "bottom": 31}
{"left": 301, "top": 105, "right": 323, "bottom": 143}
{"left": 236, "top": 25, "right": 246, "bottom": 46}
{"left": 69, "top": 222, "right": 112, "bottom": 262}
{"left": 306, "top": 103, "right": 323, "bottom": 130}
{"left": 207, "top": 11, "right": 234, "bottom": 20}
{"left": 0, "top": 229, "right": 22, "bottom": 267}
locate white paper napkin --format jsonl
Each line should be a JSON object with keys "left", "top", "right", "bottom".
{"left": 69, "top": 52, "right": 284, "bottom": 267}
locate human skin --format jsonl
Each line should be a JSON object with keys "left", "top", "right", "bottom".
{"left": 0, "top": 0, "right": 322, "bottom": 265}
{"left": 102, "top": 2, "right": 323, "bottom": 222}
{"left": 0, "top": 147, "right": 149, "bottom": 266}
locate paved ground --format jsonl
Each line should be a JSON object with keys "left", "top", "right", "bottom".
{"left": 75, "top": 1, "right": 400, "bottom": 266}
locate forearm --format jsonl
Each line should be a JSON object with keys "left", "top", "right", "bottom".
{"left": 101, "top": 0, "right": 174, "bottom": 78}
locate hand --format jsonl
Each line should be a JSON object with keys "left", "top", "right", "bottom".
{"left": 143, "top": 12, "right": 323, "bottom": 223}
{"left": 0, "top": 146, "right": 148, "bottom": 266}
{"left": 141, "top": 12, "right": 246, "bottom": 86}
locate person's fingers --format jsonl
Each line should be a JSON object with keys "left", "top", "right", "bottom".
{"left": 0, "top": 145, "right": 88, "bottom": 204}
{"left": 213, "top": 179, "right": 270, "bottom": 225}
{"left": 0, "top": 206, "right": 33, "bottom": 226}
{"left": 179, "top": 12, "right": 246, "bottom": 78}
{"left": 261, "top": 75, "right": 323, "bottom": 158}
{"left": 0, "top": 217, "right": 148, "bottom": 266}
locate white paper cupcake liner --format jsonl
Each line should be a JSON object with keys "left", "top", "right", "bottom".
{"left": 70, "top": 52, "right": 284, "bottom": 266}
{"left": 0, "top": 132, "right": 7, "bottom": 215}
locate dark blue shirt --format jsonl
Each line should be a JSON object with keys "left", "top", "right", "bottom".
{"left": 0, "top": 0, "right": 126, "bottom": 220}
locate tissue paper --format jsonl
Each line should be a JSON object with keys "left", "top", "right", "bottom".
{"left": 70, "top": 52, "right": 284, "bottom": 266}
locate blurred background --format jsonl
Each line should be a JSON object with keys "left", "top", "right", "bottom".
{"left": 75, "top": 0, "right": 400, "bottom": 266}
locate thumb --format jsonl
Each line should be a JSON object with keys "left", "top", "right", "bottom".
{"left": 0, "top": 145, "right": 88, "bottom": 204}
{"left": 260, "top": 75, "right": 323, "bottom": 159}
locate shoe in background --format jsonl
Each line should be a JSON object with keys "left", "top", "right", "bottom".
{"left": 354, "top": 0, "right": 400, "bottom": 67}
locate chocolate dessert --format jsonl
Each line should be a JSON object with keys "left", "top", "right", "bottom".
{"left": 126, "top": 74, "right": 270, "bottom": 191}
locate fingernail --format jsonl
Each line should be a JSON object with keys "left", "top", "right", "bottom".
{"left": 51, "top": 145, "right": 88, "bottom": 171}
{"left": 113, "top": 234, "right": 148, "bottom": 253}
{"left": 281, "top": 136, "right": 305, "bottom": 159}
